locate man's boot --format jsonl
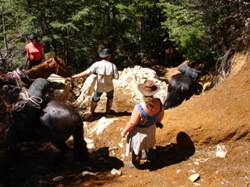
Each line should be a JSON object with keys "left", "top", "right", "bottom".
{"left": 83, "top": 100, "right": 98, "bottom": 121}
{"left": 90, "top": 100, "right": 98, "bottom": 115}
{"left": 106, "top": 99, "right": 113, "bottom": 117}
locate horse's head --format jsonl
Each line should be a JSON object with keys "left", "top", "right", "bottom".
{"left": 53, "top": 57, "right": 73, "bottom": 77}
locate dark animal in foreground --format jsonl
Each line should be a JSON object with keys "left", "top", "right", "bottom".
{"left": 26, "top": 55, "right": 73, "bottom": 79}
{"left": 164, "top": 73, "right": 203, "bottom": 109}
{"left": 0, "top": 67, "right": 28, "bottom": 87}
{"left": 0, "top": 82, "right": 89, "bottom": 163}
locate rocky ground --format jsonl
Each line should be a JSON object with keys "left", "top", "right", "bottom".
{"left": 0, "top": 51, "right": 249, "bottom": 187}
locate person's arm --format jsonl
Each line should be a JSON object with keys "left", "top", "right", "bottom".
{"left": 155, "top": 100, "right": 165, "bottom": 128}
{"left": 41, "top": 46, "right": 45, "bottom": 61}
{"left": 25, "top": 49, "right": 29, "bottom": 69}
{"left": 72, "top": 71, "right": 89, "bottom": 79}
{"left": 157, "top": 100, "right": 164, "bottom": 123}
{"left": 121, "top": 105, "right": 140, "bottom": 138}
{"left": 72, "top": 62, "right": 98, "bottom": 79}
{"left": 157, "top": 106, "right": 164, "bottom": 123}
{"left": 113, "top": 64, "right": 119, "bottom": 80}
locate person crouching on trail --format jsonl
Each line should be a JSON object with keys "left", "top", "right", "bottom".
{"left": 121, "top": 80, "right": 165, "bottom": 169}
{"left": 71, "top": 48, "right": 119, "bottom": 118}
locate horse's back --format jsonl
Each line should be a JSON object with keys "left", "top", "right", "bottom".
{"left": 165, "top": 73, "right": 196, "bottom": 109}
{"left": 169, "top": 73, "right": 193, "bottom": 91}
{"left": 41, "top": 100, "right": 81, "bottom": 125}
{"left": 26, "top": 60, "right": 54, "bottom": 79}
{"left": 39, "top": 100, "right": 88, "bottom": 162}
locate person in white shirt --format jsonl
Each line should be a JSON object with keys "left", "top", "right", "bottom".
{"left": 72, "top": 48, "right": 119, "bottom": 117}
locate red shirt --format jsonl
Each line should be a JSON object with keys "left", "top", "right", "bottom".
{"left": 25, "top": 42, "right": 44, "bottom": 60}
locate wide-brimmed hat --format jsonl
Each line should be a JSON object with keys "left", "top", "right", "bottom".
{"left": 138, "top": 80, "right": 160, "bottom": 96}
{"left": 29, "top": 34, "right": 37, "bottom": 40}
{"left": 99, "top": 48, "right": 111, "bottom": 58}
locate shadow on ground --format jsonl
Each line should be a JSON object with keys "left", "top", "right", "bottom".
{"left": 0, "top": 143, "right": 124, "bottom": 187}
{"left": 141, "top": 131, "right": 195, "bottom": 171}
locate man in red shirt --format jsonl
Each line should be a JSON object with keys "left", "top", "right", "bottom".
{"left": 25, "top": 34, "right": 45, "bottom": 70}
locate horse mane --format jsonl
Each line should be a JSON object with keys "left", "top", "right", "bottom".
{"left": 26, "top": 58, "right": 55, "bottom": 79}
{"left": 26, "top": 55, "right": 72, "bottom": 79}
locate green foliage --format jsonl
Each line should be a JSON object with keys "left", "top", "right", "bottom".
{"left": 0, "top": 0, "right": 248, "bottom": 72}
{"left": 0, "top": 0, "right": 29, "bottom": 68}
{"left": 157, "top": 0, "right": 212, "bottom": 63}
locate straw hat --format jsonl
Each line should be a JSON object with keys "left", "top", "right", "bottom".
{"left": 138, "top": 80, "right": 160, "bottom": 96}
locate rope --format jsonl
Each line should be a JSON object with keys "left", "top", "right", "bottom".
{"left": 14, "top": 91, "right": 43, "bottom": 111}
{"left": 56, "top": 62, "right": 71, "bottom": 76}
{"left": 12, "top": 69, "right": 25, "bottom": 87}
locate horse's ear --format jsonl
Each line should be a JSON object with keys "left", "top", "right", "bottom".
{"left": 54, "top": 57, "right": 61, "bottom": 65}
{"left": 50, "top": 53, "right": 54, "bottom": 58}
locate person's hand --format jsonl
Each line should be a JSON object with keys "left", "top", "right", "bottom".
{"left": 121, "top": 131, "right": 126, "bottom": 138}
{"left": 156, "top": 122, "right": 163, "bottom": 129}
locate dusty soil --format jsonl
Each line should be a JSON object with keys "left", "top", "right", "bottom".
{"left": 0, "top": 51, "right": 249, "bottom": 187}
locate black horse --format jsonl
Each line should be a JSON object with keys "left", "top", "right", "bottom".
{"left": 164, "top": 73, "right": 203, "bottom": 109}
{"left": 0, "top": 84, "right": 89, "bottom": 163}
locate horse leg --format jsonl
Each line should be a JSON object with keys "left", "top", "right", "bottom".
{"left": 5, "top": 125, "right": 22, "bottom": 162}
{"left": 52, "top": 141, "right": 69, "bottom": 164}
{"left": 72, "top": 122, "right": 89, "bottom": 162}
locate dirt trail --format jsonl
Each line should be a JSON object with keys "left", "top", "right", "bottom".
{"left": 0, "top": 52, "right": 249, "bottom": 187}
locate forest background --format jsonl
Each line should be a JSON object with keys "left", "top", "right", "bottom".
{"left": 0, "top": 0, "right": 249, "bottom": 77}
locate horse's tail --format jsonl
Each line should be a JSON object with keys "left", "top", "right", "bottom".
{"left": 72, "top": 114, "right": 89, "bottom": 162}
{"left": 164, "top": 83, "right": 182, "bottom": 109}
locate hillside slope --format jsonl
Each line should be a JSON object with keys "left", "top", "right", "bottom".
{"left": 158, "top": 52, "right": 250, "bottom": 146}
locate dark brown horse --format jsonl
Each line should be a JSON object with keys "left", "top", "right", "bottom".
{"left": 26, "top": 55, "right": 73, "bottom": 80}
{"left": 0, "top": 86, "right": 89, "bottom": 163}
{"left": 164, "top": 73, "right": 203, "bottom": 109}
{"left": 164, "top": 47, "right": 176, "bottom": 66}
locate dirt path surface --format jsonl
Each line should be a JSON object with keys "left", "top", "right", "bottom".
{"left": 0, "top": 52, "right": 249, "bottom": 187}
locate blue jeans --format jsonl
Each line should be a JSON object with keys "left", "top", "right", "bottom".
{"left": 92, "top": 90, "right": 114, "bottom": 102}
{"left": 28, "top": 58, "right": 43, "bottom": 69}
